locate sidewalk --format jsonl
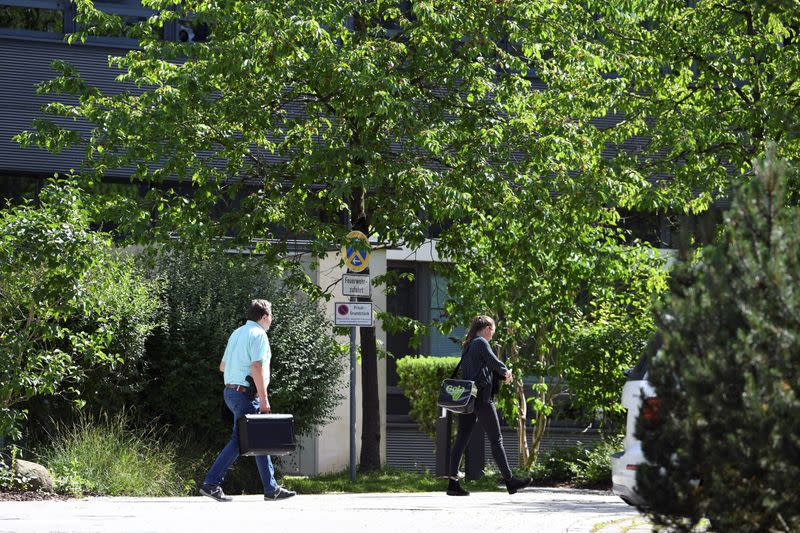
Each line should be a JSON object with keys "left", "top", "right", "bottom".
{"left": 0, "top": 487, "right": 649, "bottom": 533}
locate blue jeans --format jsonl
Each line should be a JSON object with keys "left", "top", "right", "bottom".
{"left": 203, "top": 387, "right": 279, "bottom": 495}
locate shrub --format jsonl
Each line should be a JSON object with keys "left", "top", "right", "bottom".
{"left": 140, "top": 247, "right": 345, "bottom": 442}
{"left": 576, "top": 434, "right": 621, "bottom": 487}
{"left": 37, "top": 410, "right": 192, "bottom": 496}
{"left": 0, "top": 446, "right": 35, "bottom": 492}
{"left": 396, "top": 355, "right": 460, "bottom": 436}
{"left": 561, "top": 321, "right": 651, "bottom": 427}
{"left": 529, "top": 435, "right": 619, "bottom": 488}
{"left": 0, "top": 181, "right": 161, "bottom": 440}
{"left": 530, "top": 446, "right": 581, "bottom": 484}
{"left": 637, "top": 151, "right": 800, "bottom": 532}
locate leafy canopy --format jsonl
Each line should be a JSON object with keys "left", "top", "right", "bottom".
{"left": 524, "top": 0, "right": 800, "bottom": 211}
{"left": 17, "top": 0, "right": 565, "bottom": 256}
{"left": 436, "top": 173, "right": 668, "bottom": 466}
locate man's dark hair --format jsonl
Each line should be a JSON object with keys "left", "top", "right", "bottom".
{"left": 246, "top": 299, "right": 272, "bottom": 322}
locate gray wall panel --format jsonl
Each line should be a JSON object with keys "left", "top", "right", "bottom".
{"left": 1, "top": 36, "right": 136, "bottom": 178}
{"left": 386, "top": 423, "right": 604, "bottom": 474}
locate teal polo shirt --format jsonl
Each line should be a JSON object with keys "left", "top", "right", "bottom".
{"left": 221, "top": 320, "right": 271, "bottom": 387}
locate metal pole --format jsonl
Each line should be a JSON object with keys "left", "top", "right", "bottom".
{"left": 349, "top": 319, "right": 357, "bottom": 481}
{"left": 347, "top": 218, "right": 357, "bottom": 482}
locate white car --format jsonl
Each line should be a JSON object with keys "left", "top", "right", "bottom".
{"left": 611, "top": 355, "right": 659, "bottom": 506}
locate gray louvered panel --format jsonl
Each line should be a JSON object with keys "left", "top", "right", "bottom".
{"left": 488, "top": 426, "right": 604, "bottom": 469}
{"left": 386, "top": 424, "right": 437, "bottom": 473}
{"left": 0, "top": 38, "right": 246, "bottom": 179}
{"left": 386, "top": 422, "right": 604, "bottom": 473}
{"left": 1, "top": 37, "right": 318, "bottom": 181}
{"left": 1, "top": 37, "right": 136, "bottom": 177}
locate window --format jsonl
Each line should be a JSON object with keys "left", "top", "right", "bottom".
{"left": 0, "top": 4, "right": 63, "bottom": 33}
{"left": 86, "top": 1, "right": 162, "bottom": 40}
{"left": 0, "top": 176, "right": 42, "bottom": 205}
{"left": 428, "top": 273, "right": 465, "bottom": 357}
{"left": 177, "top": 19, "right": 210, "bottom": 42}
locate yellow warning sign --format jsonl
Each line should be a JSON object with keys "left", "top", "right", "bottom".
{"left": 342, "top": 230, "right": 370, "bottom": 272}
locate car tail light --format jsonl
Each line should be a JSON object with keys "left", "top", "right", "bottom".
{"left": 641, "top": 396, "right": 660, "bottom": 427}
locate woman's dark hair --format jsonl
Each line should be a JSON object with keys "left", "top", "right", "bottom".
{"left": 246, "top": 299, "right": 272, "bottom": 322}
{"left": 462, "top": 315, "right": 495, "bottom": 348}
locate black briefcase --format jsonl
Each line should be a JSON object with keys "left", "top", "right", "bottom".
{"left": 237, "top": 414, "right": 296, "bottom": 456}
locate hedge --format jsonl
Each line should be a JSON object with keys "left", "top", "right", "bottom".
{"left": 396, "top": 355, "right": 459, "bottom": 436}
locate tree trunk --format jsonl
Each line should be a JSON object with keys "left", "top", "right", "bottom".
{"left": 525, "top": 377, "right": 550, "bottom": 469}
{"left": 527, "top": 409, "right": 548, "bottom": 468}
{"left": 359, "top": 324, "right": 381, "bottom": 471}
{"left": 351, "top": 199, "right": 380, "bottom": 471}
{"left": 516, "top": 378, "right": 529, "bottom": 466}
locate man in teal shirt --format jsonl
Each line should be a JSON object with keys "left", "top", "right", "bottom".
{"left": 200, "top": 299, "right": 296, "bottom": 501}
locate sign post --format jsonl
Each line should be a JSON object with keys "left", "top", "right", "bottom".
{"left": 348, "top": 304, "right": 357, "bottom": 483}
{"left": 341, "top": 230, "right": 371, "bottom": 482}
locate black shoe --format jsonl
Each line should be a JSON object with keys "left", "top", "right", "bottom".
{"left": 264, "top": 486, "right": 296, "bottom": 500}
{"left": 446, "top": 478, "right": 470, "bottom": 496}
{"left": 200, "top": 485, "right": 232, "bottom": 502}
{"left": 504, "top": 476, "right": 532, "bottom": 494}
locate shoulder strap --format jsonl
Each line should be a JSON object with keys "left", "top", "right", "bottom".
{"left": 450, "top": 346, "right": 469, "bottom": 379}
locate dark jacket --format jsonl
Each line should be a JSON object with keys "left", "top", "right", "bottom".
{"left": 460, "top": 336, "right": 508, "bottom": 403}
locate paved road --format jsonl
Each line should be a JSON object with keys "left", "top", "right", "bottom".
{"left": 0, "top": 487, "right": 651, "bottom": 533}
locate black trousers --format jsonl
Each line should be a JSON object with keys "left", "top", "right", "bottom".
{"left": 447, "top": 399, "right": 513, "bottom": 480}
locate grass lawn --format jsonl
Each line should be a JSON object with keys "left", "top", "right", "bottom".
{"left": 281, "top": 468, "right": 505, "bottom": 494}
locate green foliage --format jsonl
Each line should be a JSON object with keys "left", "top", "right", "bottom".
{"left": 19, "top": 0, "right": 570, "bottom": 468}
{"left": 0, "top": 445, "right": 35, "bottom": 492}
{"left": 17, "top": 0, "right": 559, "bottom": 256}
{"left": 0, "top": 180, "right": 161, "bottom": 440}
{"left": 48, "top": 457, "right": 97, "bottom": 497}
{"left": 561, "top": 310, "right": 657, "bottom": 424}
{"left": 70, "top": 258, "right": 165, "bottom": 415}
{"left": 529, "top": 436, "right": 621, "bottom": 488}
{"left": 25, "top": 0, "right": 786, "bottom": 471}
{"left": 637, "top": 151, "right": 800, "bottom": 532}
{"left": 437, "top": 189, "right": 668, "bottom": 466}
{"left": 395, "top": 356, "right": 459, "bottom": 436}
{"left": 523, "top": 0, "right": 800, "bottom": 211}
{"left": 37, "top": 410, "right": 193, "bottom": 496}
{"left": 141, "top": 247, "right": 345, "bottom": 441}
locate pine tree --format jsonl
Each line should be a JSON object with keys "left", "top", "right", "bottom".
{"left": 637, "top": 149, "right": 800, "bottom": 532}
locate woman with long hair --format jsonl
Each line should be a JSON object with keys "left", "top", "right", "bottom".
{"left": 446, "top": 315, "right": 532, "bottom": 496}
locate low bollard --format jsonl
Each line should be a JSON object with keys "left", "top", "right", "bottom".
{"left": 434, "top": 408, "right": 452, "bottom": 476}
{"left": 464, "top": 419, "right": 485, "bottom": 480}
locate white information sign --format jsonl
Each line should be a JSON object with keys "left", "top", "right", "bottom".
{"left": 334, "top": 302, "right": 374, "bottom": 327}
{"left": 342, "top": 274, "right": 371, "bottom": 297}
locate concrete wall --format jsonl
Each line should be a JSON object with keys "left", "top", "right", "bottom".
{"left": 297, "top": 247, "right": 387, "bottom": 475}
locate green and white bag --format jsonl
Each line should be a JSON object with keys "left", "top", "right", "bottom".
{"left": 437, "top": 359, "right": 477, "bottom": 414}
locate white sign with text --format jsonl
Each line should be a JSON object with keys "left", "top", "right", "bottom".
{"left": 334, "top": 302, "right": 374, "bottom": 327}
{"left": 342, "top": 274, "right": 371, "bottom": 297}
